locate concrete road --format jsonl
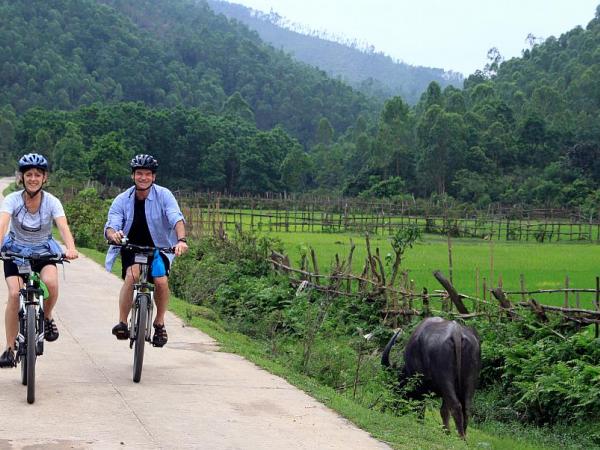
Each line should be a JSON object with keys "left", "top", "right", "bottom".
{"left": 0, "top": 178, "right": 389, "bottom": 450}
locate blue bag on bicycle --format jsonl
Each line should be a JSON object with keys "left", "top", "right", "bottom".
{"left": 151, "top": 250, "right": 166, "bottom": 277}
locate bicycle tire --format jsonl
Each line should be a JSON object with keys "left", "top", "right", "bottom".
{"left": 20, "top": 308, "right": 27, "bottom": 386}
{"left": 26, "top": 304, "right": 36, "bottom": 404}
{"left": 20, "top": 354, "right": 27, "bottom": 385}
{"left": 132, "top": 294, "right": 149, "bottom": 383}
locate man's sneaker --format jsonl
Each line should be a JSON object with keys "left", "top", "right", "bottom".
{"left": 0, "top": 348, "right": 16, "bottom": 368}
{"left": 152, "top": 323, "right": 168, "bottom": 347}
{"left": 112, "top": 322, "right": 129, "bottom": 340}
{"left": 44, "top": 318, "right": 59, "bottom": 342}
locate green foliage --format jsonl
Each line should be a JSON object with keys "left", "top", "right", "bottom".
{"left": 63, "top": 187, "right": 110, "bottom": 251}
{"left": 358, "top": 176, "right": 405, "bottom": 199}
{"left": 88, "top": 132, "right": 132, "bottom": 186}
{"left": 0, "top": 0, "right": 376, "bottom": 145}
{"left": 6, "top": 0, "right": 600, "bottom": 210}
{"left": 53, "top": 122, "right": 87, "bottom": 180}
{"left": 390, "top": 224, "right": 421, "bottom": 258}
{"left": 168, "top": 232, "right": 600, "bottom": 432}
{"left": 475, "top": 316, "right": 600, "bottom": 427}
{"left": 12, "top": 103, "right": 302, "bottom": 193}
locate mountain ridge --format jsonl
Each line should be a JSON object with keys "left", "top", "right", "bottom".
{"left": 206, "top": 0, "right": 463, "bottom": 104}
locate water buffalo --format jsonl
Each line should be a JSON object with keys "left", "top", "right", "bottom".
{"left": 381, "top": 317, "right": 481, "bottom": 438}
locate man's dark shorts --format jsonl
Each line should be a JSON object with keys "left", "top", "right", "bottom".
{"left": 121, "top": 249, "right": 170, "bottom": 283}
{"left": 4, "top": 259, "right": 56, "bottom": 279}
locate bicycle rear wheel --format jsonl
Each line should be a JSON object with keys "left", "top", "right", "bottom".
{"left": 26, "top": 304, "right": 36, "bottom": 404}
{"left": 132, "top": 294, "right": 149, "bottom": 383}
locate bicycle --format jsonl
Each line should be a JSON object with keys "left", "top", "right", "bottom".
{"left": 0, "top": 251, "right": 67, "bottom": 404}
{"left": 111, "top": 241, "right": 174, "bottom": 383}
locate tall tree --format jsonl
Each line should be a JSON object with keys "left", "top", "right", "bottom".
{"left": 417, "top": 105, "right": 467, "bottom": 195}
{"left": 53, "top": 122, "right": 88, "bottom": 180}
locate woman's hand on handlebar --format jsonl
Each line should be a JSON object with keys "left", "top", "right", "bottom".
{"left": 65, "top": 248, "right": 78, "bottom": 260}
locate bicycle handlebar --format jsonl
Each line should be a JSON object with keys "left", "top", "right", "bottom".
{"left": 0, "top": 251, "right": 69, "bottom": 263}
{"left": 108, "top": 242, "right": 175, "bottom": 254}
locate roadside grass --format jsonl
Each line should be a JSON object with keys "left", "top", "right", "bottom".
{"left": 79, "top": 245, "right": 577, "bottom": 450}
{"left": 264, "top": 231, "right": 600, "bottom": 309}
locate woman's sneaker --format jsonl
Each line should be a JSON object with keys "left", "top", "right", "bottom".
{"left": 44, "top": 318, "right": 59, "bottom": 342}
{"left": 0, "top": 348, "right": 16, "bottom": 368}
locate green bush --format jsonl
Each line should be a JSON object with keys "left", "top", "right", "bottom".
{"left": 476, "top": 316, "right": 600, "bottom": 426}
{"left": 63, "top": 187, "right": 110, "bottom": 251}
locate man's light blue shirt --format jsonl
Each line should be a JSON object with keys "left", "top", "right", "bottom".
{"left": 104, "top": 184, "right": 185, "bottom": 271}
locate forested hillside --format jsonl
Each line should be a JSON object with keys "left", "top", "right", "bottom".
{"left": 2, "top": 0, "right": 600, "bottom": 209}
{"left": 206, "top": 0, "right": 463, "bottom": 105}
{"left": 0, "top": 0, "right": 376, "bottom": 145}
{"left": 305, "top": 6, "right": 600, "bottom": 209}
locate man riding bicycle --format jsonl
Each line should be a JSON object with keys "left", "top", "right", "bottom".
{"left": 0, "top": 153, "right": 78, "bottom": 368}
{"left": 104, "top": 154, "right": 188, "bottom": 348}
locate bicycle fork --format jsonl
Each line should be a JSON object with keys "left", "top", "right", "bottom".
{"left": 129, "top": 289, "right": 154, "bottom": 347}
{"left": 16, "top": 293, "right": 44, "bottom": 360}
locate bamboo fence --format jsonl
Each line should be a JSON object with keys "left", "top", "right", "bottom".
{"left": 267, "top": 236, "right": 600, "bottom": 334}
{"left": 179, "top": 194, "right": 600, "bottom": 243}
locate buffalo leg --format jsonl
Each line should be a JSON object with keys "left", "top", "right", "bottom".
{"left": 416, "top": 401, "right": 426, "bottom": 423}
{"left": 443, "top": 394, "right": 465, "bottom": 438}
{"left": 440, "top": 399, "right": 451, "bottom": 433}
{"left": 450, "top": 399, "right": 466, "bottom": 438}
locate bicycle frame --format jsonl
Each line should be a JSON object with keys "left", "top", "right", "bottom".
{"left": 15, "top": 265, "right": 45, "bottom": 360}
{"left": 129, "top": 251, "right": 155, "bottom": 346}
{"left": 1, "top": 252, "right": 66, "bottom": 403}
{"left": 111, "top": 242, "right": 173, "bottom": 382}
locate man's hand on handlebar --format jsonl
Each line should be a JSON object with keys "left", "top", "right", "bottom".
{"left": 107, "top": 229, "right": 126, "bottom": 245}
{"left": 174, "top": 240, "right": 188, "bottom": 257}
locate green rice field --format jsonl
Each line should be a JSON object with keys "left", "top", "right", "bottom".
{"left": 182, "top": 205, "right": 600, "bottom": 242}
{"left": 263, "top": 230, "right": 600, "bottom": 310}
{"left": 182, "top": 205, "right": 600, "bottom": 310}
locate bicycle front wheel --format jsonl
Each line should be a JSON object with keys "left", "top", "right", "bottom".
{"left": 20, "top": 352, "right": 27, "bottom": 385}
{"left": 26, "top": 304, "right": 36, "bottom": 403}
{"left": 20, "top": 310, "right": 27, "bottom": 386}
{"left": 132, "top": 294, "right": 149, "bottom": 383}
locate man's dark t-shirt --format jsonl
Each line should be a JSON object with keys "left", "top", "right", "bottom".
{"left": 129, "top": 197, "right": 154, "bottom": 246}
{"left": 120, "top": 197, "right": 159, "bottom": 279}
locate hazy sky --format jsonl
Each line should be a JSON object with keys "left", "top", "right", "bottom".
{"left": 227, "top": 0, "right": 599, "bottom": 75}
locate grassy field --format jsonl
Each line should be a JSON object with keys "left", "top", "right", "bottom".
{"left": 261, "top": 230, "right": 600, "bottom": 310}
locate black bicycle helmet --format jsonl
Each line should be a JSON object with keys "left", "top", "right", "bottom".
{"left": 18, "top": 153, "right": 48, "bottom": 173}
{"left": 130, "top": 154, "right": 158, "bottom": 173}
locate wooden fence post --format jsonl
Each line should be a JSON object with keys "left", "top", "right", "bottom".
{"left": 422, "top": 287, "right": 430, "bottom": 317}
{"left": 310, "top": 248, "right": 320, "bottom": 286}
{"left": 564, "top": 276, "right": 569, "bottom": 308}
{"left": 596, "top": 277, "right": 600, "bottom": 339}
{"left": 491, "top": 287, "right": 515, "bottom": 319}
{"left": 433, "top": 270, "right": 469, "bottom": 314}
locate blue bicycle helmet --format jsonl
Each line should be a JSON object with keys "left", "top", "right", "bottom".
{"left": 18, "top": 153, "right": 48, "bottom": 173}
{"left": 130, "top": 154, "right": 158, "bottom": 173}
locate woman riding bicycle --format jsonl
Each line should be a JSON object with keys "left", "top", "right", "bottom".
{"left": 0, "top": 153, "right": 78, "bottom": 368}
